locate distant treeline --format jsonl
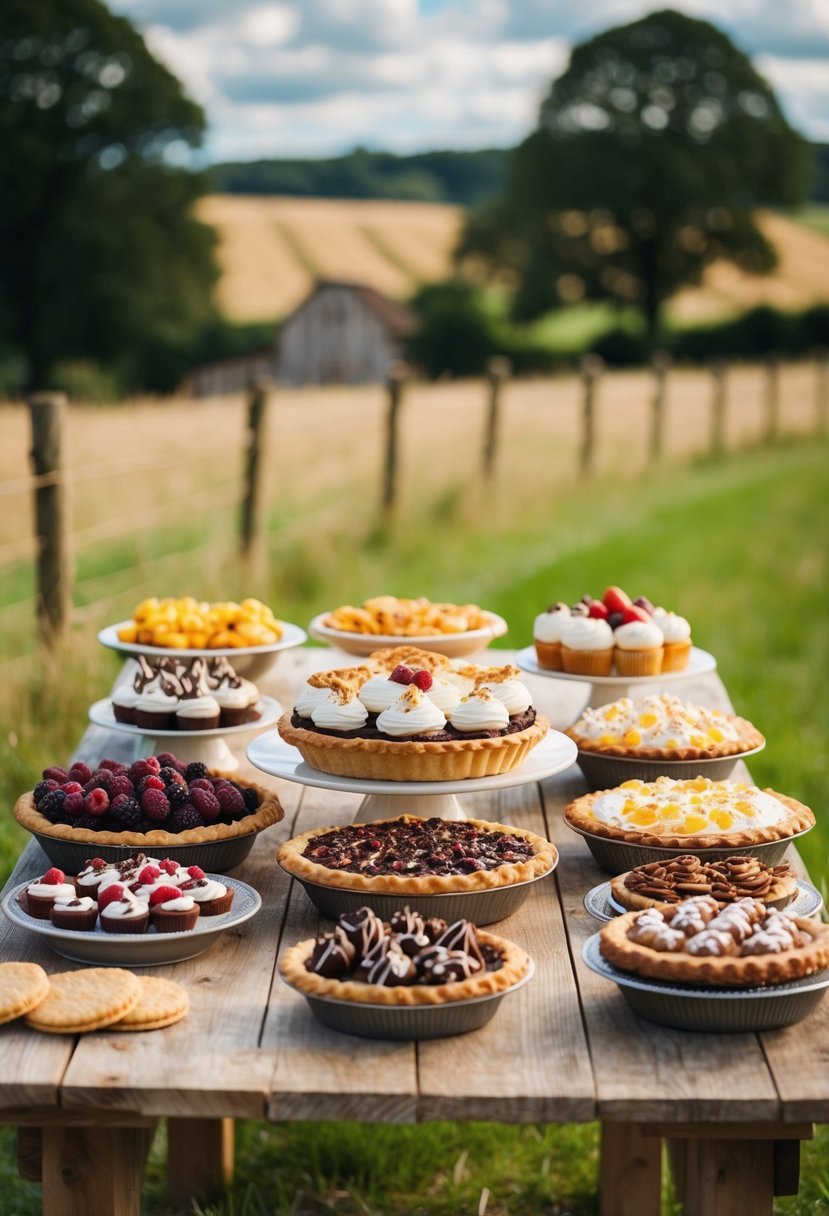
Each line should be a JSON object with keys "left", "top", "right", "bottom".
{"left": 211, "top": 144, "right": 829, "bottom": 206}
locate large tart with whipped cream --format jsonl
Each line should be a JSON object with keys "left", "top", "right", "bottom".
{"left": 278, "top": 649, "right": 549, "bottom": 782}
{"left": 277, "top": 814, "right": 557, "bottom": 894}
{"left": 564, "top": 776, "right": 814, "bottom": 850}
{"left": 565, "top": 694, "right": 764, "bottom": 761}
{"left": 279, "top": 904, "right": 531, "bottom": 1006}
{"left": 609, "top": 855, "right": 798, "bottom": 913}
{"left": 599, "top": 895, "right": 829, "bottom": 986}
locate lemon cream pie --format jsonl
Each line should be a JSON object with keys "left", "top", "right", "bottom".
{"left": 565, "top": 694, "right": 764, "bottom": 761}
{"left": 564, "top": 776, "right": 814, "bottom": 850}
{"left": 278, "top": 653, "right": 549, "bottom": 782}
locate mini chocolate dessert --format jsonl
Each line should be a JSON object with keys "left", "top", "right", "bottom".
{"left": 50, "top": 896, "right": 98, "bottom": 932}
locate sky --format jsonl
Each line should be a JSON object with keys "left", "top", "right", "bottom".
{"left": 110, "top": 0, "right": 829, "bottom": 162}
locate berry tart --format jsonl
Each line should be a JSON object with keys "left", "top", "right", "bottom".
{"left": 280, "top": 905, "right": 531, "bottom": 1007}
{"left": 609, "top": 855, "right": 798, "bottom": 914}
{"left": 278, "top": 654, "right": 549, "bottom": 782}
{"left": 599, "top": 895, "right": 829, "bottom": 987}
{"left": 565, "top": 694, "right": 764, "bottom": 761}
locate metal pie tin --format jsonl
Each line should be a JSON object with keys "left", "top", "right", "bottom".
{"left": 583, "top": 878, "right": 824, "bottom": 925}
{"left": 582, "top": 934, "right": 829, "bottom": 1032}
{"left": 567, "top": 824, "right": 812, "bottom": 875}
{"left": 30, "top": 827, "right": 258, "bottom": 876}
{"left": 574, "top": 744, "right": 765, "bottom": 791}
{"left": 281, "top": 959, "right": 535, "bottom": 1040}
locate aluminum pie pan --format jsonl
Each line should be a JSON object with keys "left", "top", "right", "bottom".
{"left": 582, "top": 934, "right": 829, "bottom": 1032}
{"left": 281, "top": 958, "right": 535, "bottom": 1040}
{"left": 567, "top": 824, "right": 812, "bottom": 876}
{"left": 286, "top": 861, "right": 557, "bottom": 927}
{"left": 28, "top": 826, "right": 258, "bottom": 876}
{"left": 583, "top": 878, "right": 824, "bottom": 924}
{"left": 573, "top": 744, "right": 765, "bottom": 791}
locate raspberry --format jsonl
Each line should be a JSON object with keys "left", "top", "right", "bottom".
{"left": 154, "top": 752, "right": 182, "bottom": 772}
{"left": 184, "top": 762, "right": 208, "bottom": 782}
{"left": 159, "top": 766, "right": 186, "bottom": 788}
{"left": 43, "top": 766, "right": 69, "bottom": 785}
{"left": 189, "top": 786, "right": 220, "bottom": 821}
{"left": 67, "top": 761, "right": 93, "bottom": 785}
{"left": 141, "top": 789, "right": 171, "bottom": 822}
{"left": 157, "top": 859, "right": 177, "bottom": 876}
{"left": 42, "top": 867, "right": 65, "bottom": 885}
{"left": 97, "top": 883, "right": 125, "bottom": 910}
{"left": 149, "top": 884, "right": 181, "bottom": 906}
{"left": 60, "top": 781, "right": 84, "bottom": 796}
{"left": 167, "top": 804, "right": 204, "bottom": 833}
{"left": 216, "top": 785, "right": 245, "bottom": 818}
{"left": 97, "top": 757, "right": 128, "bottom": 773}
{"left": 187, "top": 866, "right": 206, "bottom": 880}
{"left": 242, "top": 786, "right": 260, "bottom": 813}
{"left": 412, "top": 669, "right": 433, "bottom": 692}
{"left": 64, "top": 792, "right": 85, "bottom": 816}
{"left": 33, "top": 779, "right": 58, "bottom": 805}
{"left": 165, "top": 783, "right": 188, "bottom": 809}
{"left": 188, "top": 778, "right": 213, "bottom": 793}
{"left": 108, "top": 774, "right": 134, "bottom": 799}
{"left": 91, "top": 769, "right": 114, "bottom": 793}
{"left": 390, "top": 664, "right": 415, "bottom": 685}
{"left": 38, "top": 789, "right": 67, "bottom": 821}
{"left": 86, "top": 858, "right": 107, "bottom": 869}
{"left": 139, "top": 774, "right": 166, "bottom": 794}
{"left": 128, "top": 758, "right": 159, "bottom": 786}
{"left": 84, "top": 789, "right": 110, "bottom": 817}
{"left": 138, "top": 865, "right": 162, "bottom": 885}
{"left": 109, "top": 794, "right": 143, "bottom": 829}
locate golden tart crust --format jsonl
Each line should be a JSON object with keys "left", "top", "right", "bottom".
{"left": 566, "top": 712, "right": 764, "bottom": 761}
{"left": 609, "top": 855, "right": 798, "bottom": 913}
{"left": 14, "top": 775, "right": 283, "bottom": 849}
{"left": 277, "top": 712, "right": 550, "bottom": 783}
{"left": 280, "top": 927, "right": 530, "bottom": 1006}
{"left": 564, "top": 780, "right": 814, "bottom": 851}
{"left": 277, "top": 814, "right": 558, "bottom": 894}
{"left": 599, "top": 904, "right": 829, "bottom": 987}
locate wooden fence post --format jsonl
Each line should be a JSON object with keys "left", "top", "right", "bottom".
{"left": 28, "top": 391, "right": 72, "bottom": 645}
{"left": 579, "top": 355, "right": 603, "bottom": 475}
{"left": 816, "top": 347, "right": 828, "bottom": 435}
{"left": 240, "top": 377, "right": 270, "bottom": 560}
{"left": 764, "top": 354, "right": 780, "bottom": 443}
{"left": 482, "top": 356, "right": 511, "bottom": 480}
{"left": 381, "top": 361, "right": 408, "bottom": 514}
{"left": 709, "top": 359, "right": 728, "bottom": 457}
{"left": 649, "top": 351, "right": 671, "bottom": 465}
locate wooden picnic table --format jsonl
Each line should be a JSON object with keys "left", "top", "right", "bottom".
{"left": 0, "top": 646, "right": 825, "bottom": 1216}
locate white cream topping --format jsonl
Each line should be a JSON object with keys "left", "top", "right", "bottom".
{"left": 425, "top": 676, "right": 463, "bottom": 714}
{"left": 53, "top": 896, "right": 97, "bottom": 912}
{"left": 211, "top": 680, "right": 256, "bottom": 709}
{"left": 571, "top": 694, "right": 743, "bottom": 750}
{"left": 185, "top": 879, "right": 227, "bottom": 902}
{"left": 588, "top": 776, "right": 789, "bottom": 835}
{"left": 176, "top": 696, "right": 221, "bottom": 719}
{"left": 534, "top": 605, "right": 571, "bottom": 643}
{"left": 155, "top": 895, "right": 197, "bottom": 913}
{"left": 358, "top": 674, "right": 405, "bottom": 713}
{"left": 613, "top": 620, "right": 664, "bottom": 650}
{"left": 561, "top": 615, "right": 614, "bottom": 651}
{"left": 311, "top": 688, "right": 369, "bottom": 732}
{"left": 653, "top": 610, "right": 692, "bottom": 643}
{"left": 135, "top": 691, "right": 179, "bottom": 714}
{"left": 112, "top": 687, "right": 141, "bottom": 709}
{"left": 295, "top": 682, "right": 333, "bottom": 719}
{"left": 101, "top": 891, "right": 148, "bottom": 920}
{"left": 449, "top": 688, "right": 510, "bottom": 733}
{"left": 376, "top": 685, "right": 447, "bottom": 737}
{"left": 28, "top": 881, "right": 77, "bottom": 901}
{"left": 478, "top": 677, "right": 532, "bottom": 716}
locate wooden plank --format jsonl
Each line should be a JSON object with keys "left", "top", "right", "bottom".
{"left": 167, "top": 1117, "right": 235, "bottom": 1203}
{"left": 677, "top": 1136, "right": 775, "bottom": 1216}
{"left": 41, "top": 1122, "right": 156, "bottom": 1216}
{"left": 761, "top": 1001, "right": 829, "bottom": 1123}
{"left": 599, "top": 1122, "right": 661, "bottom": 1216}
{"left": 417, "top": 780, "right": 595, "bottom": 1123}
{"left": 264, "top": 784, "right": 419, "bottom": 1123}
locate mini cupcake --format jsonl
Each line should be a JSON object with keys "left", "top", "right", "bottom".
{"left": 51, "top": 896, "right": 98, "bottom": 932}
{"left": 25, "top": 868, "right": 77, "bottom": 920}
{"left": 560, "top": 616, "right": 614, "bottom": 676}
{"left": 98, "top": 884, "right": 150, "bottom": 934}
{"left": 134, "top": 690, "right": 179, "bottom": 731}
{"left": 613, "top": 620, "right": 664, "bottom": 677}
{"left": 179, "top": 868, "right": 233, "bottom": 916}
{"left": 149, "top": 885, "right": 199, "bottom": 933}
{"left": 533, "top": 603, "right": 571, "bottom": 671}
{"left": 653, "top": 610, "right": 692, "bottom": 672}
{"left": 111, "top": 684, "right": 140, "bottom": 725}
{"left": 207, "top": 661, "right": 260, "bottom": 727}
{"left": 175, "top": 695, "right": 221, "bottom": 732}
{"left": 74, "top": 857, "right": 117, "bottom": 900}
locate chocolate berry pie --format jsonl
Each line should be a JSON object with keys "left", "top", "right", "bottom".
{"left": 599, "top": 895, "right": 829, "bottom": 986}
{"left": 610, "top": 855, "right": 798, "bottom": 913}
{"left": 279, "top": 904, "right": 531, "bottom": 1006}
{"left": 277, "top": 815, "right": 558, "bottom": 895}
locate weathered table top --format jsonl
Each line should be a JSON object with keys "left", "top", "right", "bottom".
{"left": 1, "top": 646, "right": 826, "bottom": 1137}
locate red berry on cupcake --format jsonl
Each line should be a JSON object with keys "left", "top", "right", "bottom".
{"left": 602, "top": 586, "right": 631, "bottom": 614}
{"left": 97, "top": 883, "right": 126, "bottom": 911}
{"left": 390, "top": 664, "right": 415, "bottom": 685}
{"left": 42, "top": 867, "right": 65, "bottom": 885}
{"left": 149, "top": 885, "right": 183, "bottom": 906}
{"left": 620, "top": 604, "right": 651, "bottom": 624}
{"left": 412, "top": 669, "right": 433, "bottom": 691}
{"left": 587, "top": 600, "right": 609, "bottom": 620}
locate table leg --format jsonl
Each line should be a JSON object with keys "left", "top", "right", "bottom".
{"left": 599, "top": 1121, "right": 661, "bottom": 1216}
{"left": 676, "top": 1137, "right": 773, "bottom": 1216}
{"left": 40, "top": 1122, "right": 156, "bottom": 1216}
{"left": 167, "top": 1116, "right": 235, "bottom": 1203}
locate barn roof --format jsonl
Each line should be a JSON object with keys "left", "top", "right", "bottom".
{"left": 283, "top": 279, "right": 417, "bottom": 337}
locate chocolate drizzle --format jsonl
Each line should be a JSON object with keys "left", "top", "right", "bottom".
{"left": 624, "top": 855, "right": 793, "bottom": 906}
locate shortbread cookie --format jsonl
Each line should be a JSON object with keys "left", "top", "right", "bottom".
{"left": 0, "top": 962, "right": 50, "bottom": 1025}
{"left": 111, "top": 976, "right": 189, "bottom": 1031}
{"left": 25, "top": 967, "right": 140, "bottom": 1034}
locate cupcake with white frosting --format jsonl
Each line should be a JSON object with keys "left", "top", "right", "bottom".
{"left": 560, "top": 616, "right": 615, "bottom": 676}
{"left": 613, "top": 620, "right": 664, "bottom": 677}
{"left": 653, "top": 609, "right": 692, "bottom": 672}
{"left": 533, "top": 603, "right": 571, "bottom": 671}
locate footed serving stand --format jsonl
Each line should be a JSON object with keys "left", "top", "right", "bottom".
{"left": 516, "top": 645, "right": 717, "bottom": 709}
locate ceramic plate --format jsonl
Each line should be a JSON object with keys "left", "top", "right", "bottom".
{"left": 583, "top": 878, "right": 824, "bottom": 924}
{"left": 307, "top": 611, "right": 508, "bottom": 658}
{"left": 88, "top": 695, "right": 281, "bottom": 740}
{"left": 1, "top": 874, "right": 261, "bottom": 966}
{"left": 516, "top": 645, "right": 717, "bottom": 685}
{"left": 99, "top": 620, "right": 307, "bottom": 661}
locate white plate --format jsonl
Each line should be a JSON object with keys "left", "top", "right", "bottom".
{"left": 88, "top": 695, "right": 281, "bottom": 740}
{"left": 307, "top": 611, "right": 508, "bottom": 658}
{"left": 1, "top": 874, "right": 261, "bottom": 966}
{"left": 516, "top": 644, "right": 717, "bottom": 684}
{"left": 98, "top": 620, "right": 307, "bottom": 661}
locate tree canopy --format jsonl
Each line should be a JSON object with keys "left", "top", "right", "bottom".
{"left": 0, "top": 0, "right": 218, "bottom": 392}
{"left": 456, "top": 10, "right": 811, "bottom": 338}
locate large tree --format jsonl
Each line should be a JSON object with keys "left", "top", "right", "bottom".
{"left": 0, "top": 0, "right": 218, "bottom": 391}
{"left": 456, "top": 10, "right": 811, "bottom": 340}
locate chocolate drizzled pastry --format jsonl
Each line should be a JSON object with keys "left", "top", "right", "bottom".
{"left": 302, "top": 817, "right": 536, "bottom": 877}
{"left": 307, "top": 928, "right": 355, "bottom": 978}
{"left": 623, "top": 855, "right": 794, "bottom": 906}
{"left": 339, "top": 906, "right": 385, "bottom": 955}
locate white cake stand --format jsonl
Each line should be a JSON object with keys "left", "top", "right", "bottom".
{"left": 245, "top": 730, "right": 578, "bottom": 823}
{"left": 88, "top": 695, "right": 282, "bottom": 772}
{"left": 515, "top": 645, "right": 717, "bottom": 709}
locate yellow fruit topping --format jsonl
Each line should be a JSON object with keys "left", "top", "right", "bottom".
{"left": 638, "top": 711, "right": 658, "bottom": 727}
{"left": 678, "top": 814, "right": 709, "bottom": 834}
{"left": 599, "top": 734, "right": 620, "bottom": 746}
{"left": 665, "top": 739, "right": 679, "bottom": 749}
{"left": 687, "top": 778, "right": 709, "bottom": 791}
{"left": 710, "top": 809, "right": 735, "bottom": 830}
{"left": 604, "top": 705, "right": 620, "bottom": 721}
{"left": 629, "top": 807, "right": 658, "bottom": 827}
{"left": 623, "top": 730, "right": 642, "bottom": 746}
{"left": 708, "top": 727, "right": 724, "bottom": 742}
{"left": 620, "top": 780, "right": 643, "bottom": 789}
{"left": 690, "top": 734, "right": 707, "bottom": 749}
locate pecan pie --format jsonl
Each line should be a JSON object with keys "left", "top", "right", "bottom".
{"left": 610, "top": 855, "right": 798, "bottom": 913}
{"left": 277, "top": 815, "right": 558, "bottom": 895}
{"left": 599, "top": 895, "right": 829, "bottom": 986}
{"left": 565, "top": 694, "right": 764, "bottom": 761}
{"left": 279, "top": 904, "right": 530, "bottom": 1006}
{"left": 564, "top": 776, "right": 814, "bottom": 850}
{"left": 279, "top": 653, "right": 549, "bottom": 782}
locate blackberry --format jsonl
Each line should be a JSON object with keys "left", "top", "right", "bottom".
{"left": 184, "top": 762, "right": 208, "bottom": 782}
{"left": 73, "top": 813, "right": 104, "bottom": 831}
{"left": 38, "top": 789, "right": 67, "bottom": 821}
{"left": 33, "top": 779, "right": 56, "bottom": 806}
{"left": 165, "top": 782, "right": 189, "bottom": 809}
{"left": 159, "top": 766, "right": 186, "bottom": 788}
{"left": 167, "top": 804, "right": 205, "bottom": 833}
{"left": 109, "top": 796, "right": 144, "bottom": 830}
{"left": 242, "top": 786, "right": 260, "bottom": 813}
